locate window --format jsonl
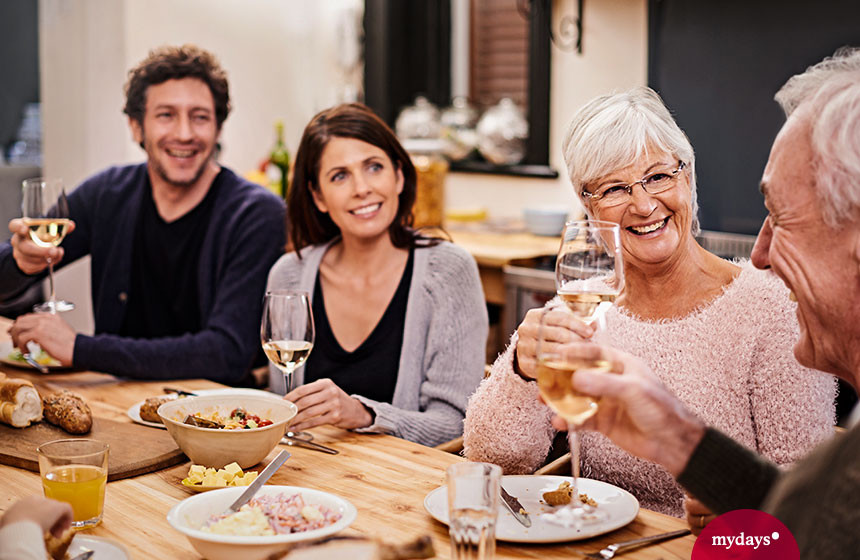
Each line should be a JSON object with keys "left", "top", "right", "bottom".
{"left": 363, "top": 0, "right": 556, "bottom": 178}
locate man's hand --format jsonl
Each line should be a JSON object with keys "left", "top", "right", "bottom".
{"left": 0, "top": 496, "right": 73, "bottom": 538}
{"left": 8, "top": 218, "right": 76, "bottom": 275}
{"left": 547, "top": 343, "right": 706, "bottom": 478}
{"left": 515, "top": 306, "right": 595, "bottom": 379}
{"left": 9, "top": 313, "right": 76, "bottom": 366}
{"left": 284, "top": 379, "right": 373, "bottom": 431}
{"left": 684, "top": 495, "right": 717, "bottom": 536}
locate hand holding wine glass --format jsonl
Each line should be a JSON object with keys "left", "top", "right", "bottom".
{"left": 261, "top": 290, "right": 315, "bottom": 393}
{"left": 536, "top": 220, "right": 624, "bottom": 527}
{"left": 20, "top": 178, "right": 75, "bottom": 313}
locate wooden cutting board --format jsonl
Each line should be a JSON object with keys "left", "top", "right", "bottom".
{"left": 0, "top": 416, "right": 186, "bottom": 481}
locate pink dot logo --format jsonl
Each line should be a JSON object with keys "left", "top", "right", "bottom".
{"left": 692, "top": 509, "right": 798, "bottom": 560}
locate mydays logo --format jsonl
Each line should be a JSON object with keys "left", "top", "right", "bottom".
{"left": 692, "top": 510, "right": 798, "bottom": 560}
{"left": 710, "top": 531, "right": 779, "bottom": 550}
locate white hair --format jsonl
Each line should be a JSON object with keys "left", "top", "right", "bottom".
{"left": 775, "top": 47, "right": 860, "bottom": 227}
{"left": 562, "top": 87, "right": 699, "bottom": 235}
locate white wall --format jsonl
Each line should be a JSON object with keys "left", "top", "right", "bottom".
{"left": 445, "top": 0, "right": 648, "bottom": 219}
{"left": 40, "top": 0, "right": 362, "bottom": 184}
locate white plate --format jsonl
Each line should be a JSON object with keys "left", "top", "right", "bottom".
{"left": 68, "top": 534, "right": 130, "bottom": 560}
{"left": 424, "top": 475, "right": 639, "bottom": 543}
{"left": 0, "top": 340, "right": 66, "bottom": 370}
{"left": 126, "top": 388, "right": 284, "bottom": 429}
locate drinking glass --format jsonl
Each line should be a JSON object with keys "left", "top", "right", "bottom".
{"left": 37, "top": 439, "right": 109, "bottom": 528}
{"left": 447, "top": 462, "right": 501, "bottom": 560}
{"left": 21, "top": 177, "right": 75, "bottom": 313}
{"left": 261, "top": 290, "right": 315, "bottom": 393}
{"left": 537, "top": 219, "right": 624, "bottom": 527}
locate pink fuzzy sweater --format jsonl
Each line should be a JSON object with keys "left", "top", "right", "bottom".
{"left": 463, "top": 262, "right": 836, "bottom": 517}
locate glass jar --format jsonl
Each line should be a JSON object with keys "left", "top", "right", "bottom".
{"left": 476, "top": 98, "right": 528, "bottom": 165}
{"left": 395, "top": 96, "right": 441, "bottom": 140}
{"left": 402, "top": 139, "right": 448, "bottom": 228}
{"left": 440, "top": 96, "right": 479, "bottom": 161}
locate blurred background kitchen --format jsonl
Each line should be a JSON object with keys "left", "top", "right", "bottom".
{"left": 1, "top": 0, "right": 858, "bottom": 417}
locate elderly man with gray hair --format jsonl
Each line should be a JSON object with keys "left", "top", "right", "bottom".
{"left": 556, "top": 47, "right": 860, "bottom": 557}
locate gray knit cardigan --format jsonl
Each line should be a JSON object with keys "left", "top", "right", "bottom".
{"left": 266, "top": 240, "right": 488, "bottom": 446}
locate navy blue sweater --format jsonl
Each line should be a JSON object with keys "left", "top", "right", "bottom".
{"left": 0, "top": 163, "right": 286, "bottom": 383}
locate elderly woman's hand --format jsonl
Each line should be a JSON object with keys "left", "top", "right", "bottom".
{"left": 514, "top": 306, "right": 596, "bottom": 379}
{"left": 284, "top": 379, "right": 373, "bottom": 431}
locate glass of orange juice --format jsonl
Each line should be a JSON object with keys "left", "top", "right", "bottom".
{"left": 37, "top": 439, "right": 109, "bottom": 528}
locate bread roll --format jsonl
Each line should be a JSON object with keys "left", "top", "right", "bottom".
{"left": 42, "top": 390, "right": 92, "bottom": 434}
{"left": 0, "top": 372, "right": 43, "bottom": 428}
{"left": 139, "top": 395, "right": 176, "bottom": 423}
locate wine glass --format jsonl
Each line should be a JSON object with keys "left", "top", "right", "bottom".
{"left": 21, "top": 177, "right": 75, "bottom": 313}
{"left": 261, "top": 290, "right": 315, "bottom": 394}
{"left": 536, "top": 219, "right": 624, "bottom": 527}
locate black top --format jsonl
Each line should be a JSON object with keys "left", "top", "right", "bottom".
{"left": 303, "top": 249, "right": 414, "bottom": 403}
{"left": 120, "top": 171, "right": 223, "bottom": 338}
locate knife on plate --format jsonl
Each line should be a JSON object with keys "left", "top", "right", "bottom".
{"left": 163, "top": 387, "right": 198, "bottom": 397}
{"left": 500, "top": 485, "right": 531, "bottom": 527}
{"left": 226, "top": 449, "right": 291, "bottom": 514}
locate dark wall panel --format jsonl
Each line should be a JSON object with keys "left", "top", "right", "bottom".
{"left": 649, "top": 0, "right": 860, "bottom": 234}
{"left": 0, "top": 1, "right": 39, "bottom": 151}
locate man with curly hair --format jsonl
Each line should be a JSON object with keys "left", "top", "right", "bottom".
{"left": 0, "top": 45, "right": 286, "bottom": 384}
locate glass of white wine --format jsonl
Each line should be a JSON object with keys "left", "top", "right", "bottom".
{"left": 261, "top": 290, "right": 315, "bottom": 393}
{"left": 536, "top": 219, "right": 624, "bottom": 527}
{"left": 21, "top": 177, "right": 75, "bottom": 313}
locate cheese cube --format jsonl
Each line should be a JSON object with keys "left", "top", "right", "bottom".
{"left": 187, "top": 472, "right": 205, "bottom": 484}
{"left": 222, "top": 462, "right": 243, "bottom": 477}
{"left": 188, "top": 464, "right": 206, "bottom": 477}
{"left": 218, "top": 469, "right": 235, "bottom": 483}
{"left": 301, "top": 506, "right": 324, "bottom": 522}
{"left": 240, "top": 472, "right": 257, "bottom": 485}
{"left": 212, "top": 476, "right": 228, "bottom": 487}
{"left": 202, "top": 473, "right": 219, "bottom": 486}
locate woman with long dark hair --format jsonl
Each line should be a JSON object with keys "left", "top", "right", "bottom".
{"left": 266, "top": 103, "right": 488, "bottom": 446}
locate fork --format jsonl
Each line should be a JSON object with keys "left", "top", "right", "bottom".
{"left": 582, "top": 528, "right": 691, "bottom": 559}
{"left": 23, "top": 341, "right": 49, "bottom": 374}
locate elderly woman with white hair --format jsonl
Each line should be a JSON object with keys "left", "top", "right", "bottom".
{"left": 462, "top": 86, "right": 836, "bottom": 519}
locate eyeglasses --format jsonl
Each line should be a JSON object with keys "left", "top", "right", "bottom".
{"left": 581, "top": 161, "right": 687, "bottom": 208}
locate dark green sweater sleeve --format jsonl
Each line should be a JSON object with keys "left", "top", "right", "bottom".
{"left": 677, "top": 427, "right": 780, "bottom": 513}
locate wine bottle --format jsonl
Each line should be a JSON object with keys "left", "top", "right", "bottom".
{"left": 265, "top": 120, "right": 290, "bottom": 198}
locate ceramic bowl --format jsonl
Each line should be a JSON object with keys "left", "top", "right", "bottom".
{"left": 167, "top": 485, "right": 357, "bottom": 560}
{"left": 523, "top": 207, "right": 569, "bottom": 236}
{"left": 158, "top": 394, "right": 297, "bottom": 469}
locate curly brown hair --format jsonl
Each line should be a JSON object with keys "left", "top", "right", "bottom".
{"left": 123, "top": 44, "right": 230, "bottom": 128}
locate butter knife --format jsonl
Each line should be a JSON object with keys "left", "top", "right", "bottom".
{"left": 500, "top": 485, "right": 531, "bottom": 527}
{"left": 225, "top": 449, "right": 291, "bottom": 514}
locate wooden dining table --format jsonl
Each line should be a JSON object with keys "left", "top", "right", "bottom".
{"left": 0, "top": 320, "right": 695, "bottom": 559}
